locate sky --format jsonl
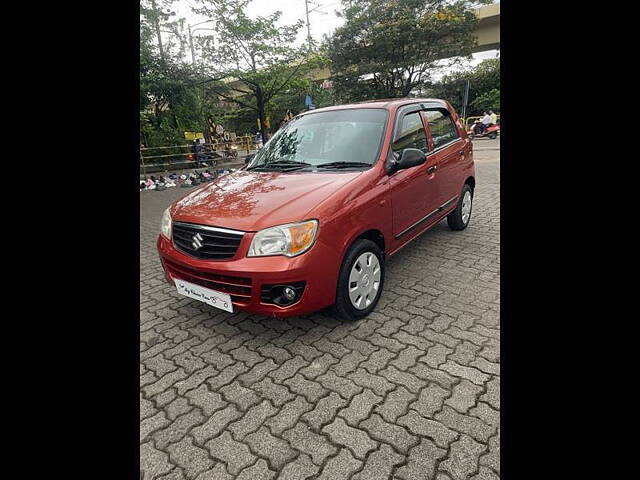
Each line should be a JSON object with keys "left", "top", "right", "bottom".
{"left": 171, "top": 0, "right": 499, "bottom": 76}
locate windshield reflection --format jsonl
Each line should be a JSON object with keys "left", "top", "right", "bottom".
{"left": 248, "top": 108, "right": 388, "bottom": 171}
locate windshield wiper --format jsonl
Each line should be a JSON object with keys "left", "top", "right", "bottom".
{"left": 315, "top": 161, "right": 372, "bottom": 169}
{"left": 247, "top": 160, "right": 312, "bottom": 171}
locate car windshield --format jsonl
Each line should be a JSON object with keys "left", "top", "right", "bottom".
{"left": 247, "top": 108, "right": 388, "bottom": 171}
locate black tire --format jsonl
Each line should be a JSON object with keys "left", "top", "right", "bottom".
{"left": 488, "top": 133, "right": 497, "bottom": 139}
{"left": 333, "top": 239, "right": 385, "bottom": 322}
{"left": 447, "top": 184, "right": 473, "bottom": 231}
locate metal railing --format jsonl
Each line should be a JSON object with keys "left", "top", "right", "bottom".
{"left": 140, "top": 135, "right": 258, "bottom": 175}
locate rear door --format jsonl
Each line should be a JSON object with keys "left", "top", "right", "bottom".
{"left": 423, "top": 107, "right": 466, "bottom": 209}
{"left": 389, "top": 107, "right": 442, "bottom": 238}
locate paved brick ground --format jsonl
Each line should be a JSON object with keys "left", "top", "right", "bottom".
{"left": 140, "top": 139, "right": 500, "bottom": 480}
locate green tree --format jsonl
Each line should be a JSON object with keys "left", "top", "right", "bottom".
{"left": 328, "top": 0, "right": 490, "bottom": 101}
{"left": 427, "top": 57, "right": 500, "bottom": 116}
{"left": 193, "top": 0, "right": 326, "bottom": 142}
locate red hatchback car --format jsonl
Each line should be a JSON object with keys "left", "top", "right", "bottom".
{"left": 158, "top": 98, "right": 475, "bottom": 321}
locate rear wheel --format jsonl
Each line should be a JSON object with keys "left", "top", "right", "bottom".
{"left": 488, "top": 133, "right": 497, "bottom": 139}
{"left": 447, "top": 184, "right": 473, "bottom": 230}
{"left": 333, "top": 239, "right": 385, "bottom": 321}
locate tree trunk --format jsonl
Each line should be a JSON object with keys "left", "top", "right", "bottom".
{"left": 256, "top": 86, "right": 267, "bottom": 144}
{"left": 150, "top": 0, "right": 165, "bottom": 66}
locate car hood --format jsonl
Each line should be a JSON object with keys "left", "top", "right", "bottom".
{"left": 170, "top": 170, "right": 363, "bottom": 231}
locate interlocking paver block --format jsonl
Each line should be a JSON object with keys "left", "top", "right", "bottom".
{"left": 439, "top": 434, "right": 486, "bottom": 480}
{"left": 204, "top": 431, "right": 256, "bottom": 475}
{"left": 395, "top": 438, "right": 447, "bottom": 480}
{"left": 207, "top": 362, "right": 250, "bottom": 391}
{"left": 301, "top": 392, "right": 349, "bottom": 431}
{"left": 185, "top": 384, "right": 226, "bottom": 417}
{"left": 265, "top": 395, "right": 313, "bottom": 435}
{"left": 236, "top": 459, "right": 276, "bottom": 480}
{"left": 269, "top": 355, "right": 309, "bottom": 383}
{"left": 375, "top": 386, "right": 415, "bottom": 423}
{"left": 257, "top": 343, "right": 292, "bottom": 364}
{"left": 219, "top": 381, "right": 260, "bottom": 411}
{"left": 445, "top": 379, "right": 484, "bottom": 413}
{"left": 167, "top": 436, "right": 215, "bottom": 479}
{"left": 194, "top": 464, "right": 232, "bottom": 480}
{"left": 252, "top": 377, "right": 295, "bottom": 407}
{"left": 284, "top": 373, "right": 328, "bottom": 403}
{"left": 391, "top": 345, "right": 424, "bottom": 370}
{"left": 379, "top": 365, "right": 427, "bottom": 393}
{"left": 360, "top": 348, "right": 396, "bottom": 374}
{"left": 143, "top": 368, "right": 188, "bottom": 398}
{"left": 297, "top": 353, "right": 337, "bottom": 379}
{"left": 435, "top": 406, "right": 496, "bottom": 443}
{"left": 322, "top": 417, "right": 378, "bottom": 460}
{"left": 331, "top": 350, "right": 367, "bottom": 376}
{"left": 228, "top": 399, "right": 278, "bottom": 441}
{"left": 237, "top": 359, "right": 278, "bottom": 386}
{"left": 165, "top": 396, "right": 192, "bottom": 421}
{"left": 480, "top": 430, "right": 500, "bottom": 474}
{"left": 153, "top": 409, "right": 206, "bottom": 449}
{"left": 245, "top": 426, "right": 297, "bottom": 470}
{"left": 230, "top": 345, "right": 264, "bottom": 367}
{"left": 277, "top": 453, "right": 319, "bottom": 480}
{"left": 317, "top": 371, "right": 363, "bottom": 400}
{"left": 359, "top": 413, "right": 418, "bottom": 454}
{"left": 140, "top": 442, "right": 174, "bottom": 479}
{"left": 282, "top": 423, "right": 337, "bottom": 465}
{"left": 313, "top": 337, "right": 351, "bottom": 358}
{"left": 191, "top": 404, "right": 242, "bottom": 444}
{"left": 398, "top": 410, "right": 459, "bottom": 448}
{"left": 480, "top": 377, "right": 500, "bottom": 410}
{"left": 348, "top": 368, "right": 395, "bottom": 397}
{"left": 316, "top": 448, "right": 362, "bottom": 480}
{"left": 173, "top": 350, "right": 207, "bottom": 373}
{"left": 352, "top": 444, "right": 405, "bottom": 480}
{"left": 338, "top": 389, "right": 383, "bottom": 426}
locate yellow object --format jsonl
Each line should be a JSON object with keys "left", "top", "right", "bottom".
{"left": 288, "top": 221, "right": 318, "bottom": 256}
{"left": 184, "top": 132, "right": 204, "bottom": 140}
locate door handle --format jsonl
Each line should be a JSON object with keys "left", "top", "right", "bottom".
{"left": 427, "top": 165, "right": 437, "bottom": 174}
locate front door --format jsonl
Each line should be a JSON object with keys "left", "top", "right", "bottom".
{"left": 389, "top": 109, "right": 442, "bottom": 238}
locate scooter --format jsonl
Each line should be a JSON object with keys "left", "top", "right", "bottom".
{"left": 467, "top": 120, "right": 500, "bottom": 140}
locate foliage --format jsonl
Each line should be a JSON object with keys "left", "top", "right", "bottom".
{"left": 193, "top": 0, "right": 329, "bottom": 142}
{"left": 426, "top": 57, "right": 500, "bottom": 116}
{"left": 328, "top": 0, "right": 491, "bottom": 101}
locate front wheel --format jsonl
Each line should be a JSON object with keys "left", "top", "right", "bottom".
{"left": 488, "top": 133, "right": 497, "bottom": 139}
{"left": 447, "top": 184, "right": 473, "bottom": 230}
{"left": 333, "top": 239, "right": 385, "bottom": 321}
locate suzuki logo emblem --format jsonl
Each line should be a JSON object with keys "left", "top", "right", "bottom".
{"left": 192, "top": 233, "right": 204, "bottom": 250}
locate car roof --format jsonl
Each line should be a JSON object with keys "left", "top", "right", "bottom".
{"left": 297, "top": 98, "right": 450, "bottom": 117}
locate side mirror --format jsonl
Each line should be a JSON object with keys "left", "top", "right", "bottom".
{"left": 388, "top": 148, "right": 426, "bottom": 174}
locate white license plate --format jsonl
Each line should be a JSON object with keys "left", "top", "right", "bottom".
{"left": 174, "top": 279, "right": 234, "bottom": 312}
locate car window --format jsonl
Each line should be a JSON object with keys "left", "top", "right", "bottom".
{"left": 425, "top": 109, "right": 459, "bottom": 149}
{"left": 392, "top": 111, "right": 428, "bottom": 155}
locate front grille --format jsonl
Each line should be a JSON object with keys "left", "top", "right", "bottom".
{"left": 172, "top": 222, "right": 244, "bottom": 260}
{"left": 162, "top": 258, "right": 252, "bottom": 305}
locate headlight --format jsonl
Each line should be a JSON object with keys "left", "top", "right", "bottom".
{"left": 248, "top": 220, "right": 318, "bottom": 257}
{"left": 160, "top": 207, "right": 172, "bottom": 239}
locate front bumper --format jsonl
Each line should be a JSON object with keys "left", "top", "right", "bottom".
{"left": 157, "top": 233, "right": 341, "bottom": 317}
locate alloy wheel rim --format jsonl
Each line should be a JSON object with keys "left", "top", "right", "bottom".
{"left": 348, "top": 252, "right": 381, "bottom": 310}
{"left": 461, "top": 191, "right": 472, "bottom": 224}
